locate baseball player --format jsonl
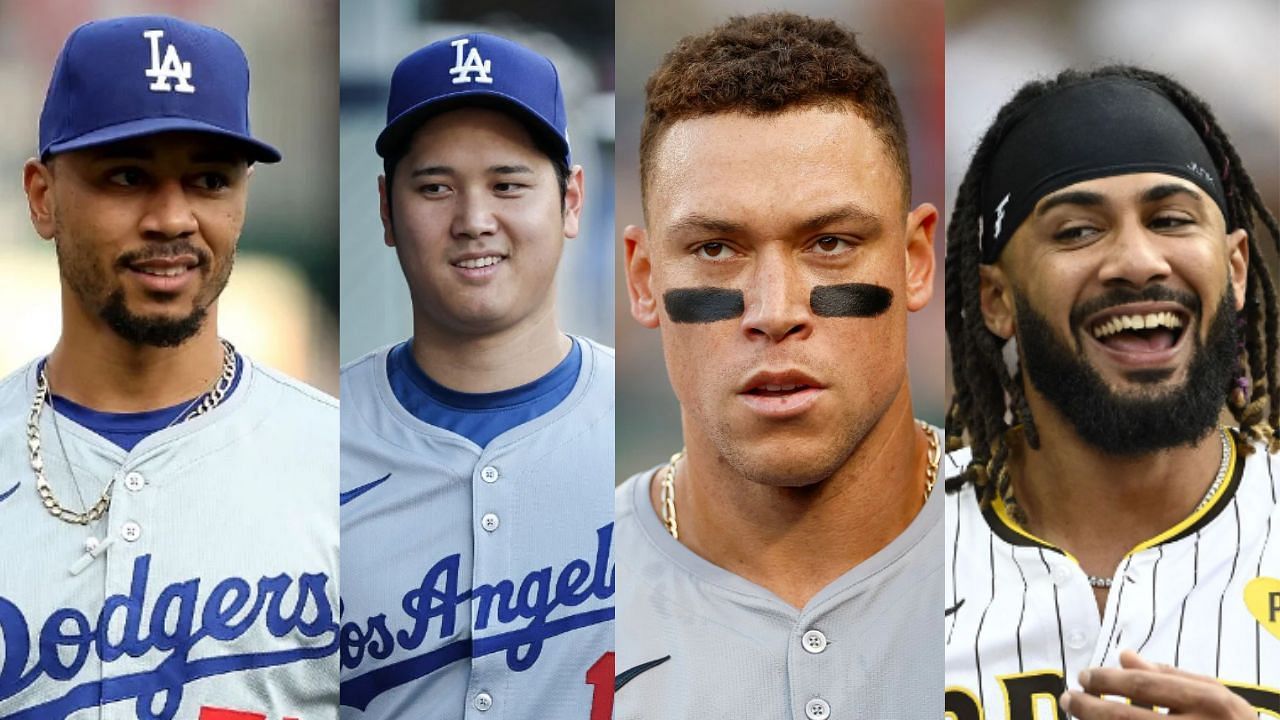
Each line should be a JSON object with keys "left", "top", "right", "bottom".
{"left": 338, "top": 33, "right": 614, "bottom": 718}
{"left": 943, "top": 66, "right": 1280, "bottom": 718}
{"left": 0, "top": 15, "right": 338, "bottom": 720}
{"left": 616, "top": 13, "right": 942, "bottom": 719}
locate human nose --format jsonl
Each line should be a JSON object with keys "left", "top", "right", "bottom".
{"left": 450, "top": 190, "right": 499, "bottom": 239}
{"left": 1097, "top": 219, "right": 1173, "bottom": 288}
{"left": 740, "top": 255, "right": 812, "bottom": 343}
{"left": 139, "top": 179, "right": 197, "bottom": 239}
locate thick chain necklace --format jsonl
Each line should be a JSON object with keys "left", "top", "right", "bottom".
{"left": 1084, "top": 426, "right": 1231, "bottom": 589}
{"left": 27, "top": 340, "right": 236, "bottom": 525}
{"left": 660, "top": 419, "right": 942, "bottom": 541}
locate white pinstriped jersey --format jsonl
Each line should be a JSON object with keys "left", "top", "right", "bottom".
{"left": 338, "top": 338, "right": 615, "bottom": 720}
{"left": 0, "top": 355, "right": 340, "bottom": 720}
{"left": 944, "top": 432, "right": 1280, "bottom": 719}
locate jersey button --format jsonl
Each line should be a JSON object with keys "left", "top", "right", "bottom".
{"left": 1065, "top": 629, "right": 1089, "bottom": 650}
{"left": 1051, "top": 564, "right": 1072, "bottom": 587}
{"left": 120, "top": 521, "right": 142, "bottom": 542}
{"left": 804, "top": 697, "right": 831, "bottom": 719}
{"left": 473, "top": 691, "right": 493, "bottom": 711}
{"left": 84, "top": 536, "right": 100, "bottom": 553}
{"left": 481, "top": 513, "right": 500, "bottom": 532}
{"left": 801, "top": 629, "right": 828, "bottom": 654}
{"left": 123, "top": 471, "right": 145, "bottom": 492}
{"left": 480, "top": 466, "right": 499, "bottom": 483}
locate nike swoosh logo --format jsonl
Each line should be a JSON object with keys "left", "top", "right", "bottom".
{"left": 0, "top": 482, "right": 17, "bottom": 504}
{"left": 616, "top": 655, "right": 671, "bottom": 692}
{"left": 340, "top": 473, "right": 391, "bottom": 506}
{"left": 945, "top": 599, "right": 965, "bottom": 617}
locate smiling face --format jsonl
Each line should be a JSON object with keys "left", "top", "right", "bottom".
{"left": 626, "top": 106, "right": 935, "bottom": 487}
{"left": 25, "top": 132, "right": 249, "bottom": 347}
{"left": 981, "top": 172, "right": 1250, "bottom": 453}
{"left": 381, "top": 107, "right": 583, "bottom": 338}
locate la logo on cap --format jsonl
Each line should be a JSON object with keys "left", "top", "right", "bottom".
{"left": 144, "top": 29, "right": 195, "bottom": 93}
{"left": 449, "top": 38, "right": 492, "bottom": 85}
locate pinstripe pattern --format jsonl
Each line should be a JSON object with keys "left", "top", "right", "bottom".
{"left": 944, "top": 440, "right": 1280, "bottom": 719}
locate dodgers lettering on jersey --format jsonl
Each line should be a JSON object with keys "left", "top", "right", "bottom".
{"left": 0, "top": 356, "right": 339, "bottom": 720}
{"left": 339, "top": 338, "right": 615, "bottom": 719}
{"left": 944, "top": 433, "right": 1280, "bottom": 719}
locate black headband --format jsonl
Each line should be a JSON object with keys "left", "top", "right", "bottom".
{"left": 979, "top": 77, "right": 1229, "bottom": 264}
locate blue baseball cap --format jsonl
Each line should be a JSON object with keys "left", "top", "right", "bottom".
{"left": 376, "top": 32, "right": 570, "bottom": 167}
{"left": 39, "top": 15, "right": 281, "bottom": 163}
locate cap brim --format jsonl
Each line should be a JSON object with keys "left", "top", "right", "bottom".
{"left": 42, "top": 117, "right": 282, "bottom": 163}
{"left": 375, "top": 90, "right": 568, "bottom": 165}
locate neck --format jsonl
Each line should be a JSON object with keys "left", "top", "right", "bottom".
{"left": 409, "top": 303, "right": 569, "bottom": 394}
{"left": 47, "top": 305, "right": 225, "bottom": 413}
{"left": 1010, "top": 394, "right": 1226, "bottom": 578}
{"left": 658, "top": 381, "right": 929, "bottom": 609}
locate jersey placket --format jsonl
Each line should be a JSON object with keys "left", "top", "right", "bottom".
{"left": 466, "top": 454, "right": 513, "bottom": 720}
{"left": 98, "top": 459, "right": 161, "bottom": 720}
{"left": 787, "top": 612, "right": 836, "bottom": 720}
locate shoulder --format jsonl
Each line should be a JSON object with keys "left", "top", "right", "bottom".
{"left": 249, "top": 359, "right": 337, "bottom": 413}
{"left": 0, "top": 361, "right": 35, "bottom": 410}
{"left": 944, "top": 445, "right": 973, "bottom": 482}
{"left": 576, "top": 336, "right": 615, "bottom": 381}
{"left": 340, "top": 346, "right": 388, "bottom": 386}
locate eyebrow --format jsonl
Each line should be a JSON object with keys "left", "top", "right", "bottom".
{"left": 1139, "top": 183, "right": 1203, "bottom": 205}
{"left": 1035, "top": 190, "right": 1106, "bottom": 216}
{"left": 409, "top": 164, "right": 535, "bottom": 178}
{"left": 664, "top": 204, "right": 883, "bottom": 240}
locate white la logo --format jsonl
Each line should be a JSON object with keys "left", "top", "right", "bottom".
{"left": 143, "top": 29, "right": 195, "bottom": 94}
{"left": 449, "top": 38, "right": 493, "bottom": 85}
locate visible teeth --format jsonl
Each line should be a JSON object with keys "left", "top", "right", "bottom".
{"left": 455, "top": 256, "right": 504, "bottom": 269}
{"left": 1091, "top": 311, "right": 1185, "bottom": 339}
{"left": 762, "top": 384, "right": 799, "bottom": 392}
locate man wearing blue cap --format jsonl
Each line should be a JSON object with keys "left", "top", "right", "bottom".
{"left": 0, "top": 15, "right": 338, "bottom": 719}
{"left": 339, "top": 32, "right": 614, "bottom": 719}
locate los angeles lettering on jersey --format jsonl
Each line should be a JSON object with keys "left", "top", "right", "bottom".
{"left": 0, "top": 554, "right": 337, "bottom": 720}
{"left": 945, "top": 673, "right": 1280, "bottom": 718}
{"left": 662, "top": 283, "right": 893, "bottom": 324}
{"left": 339, "top": 523, "right": 615, "bottom": 711}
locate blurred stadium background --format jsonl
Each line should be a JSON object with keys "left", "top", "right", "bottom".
{"left": 616, "top": 0, "right": 947, "bottom": 481}
{"left": 945, "top": 0, "right": 1280, "bottom": 420}
{"left": 338, "top": 0, "right": 615, "bottom": 363}
{"left": 0, "top": 0, "right": 340, "bottom": 392}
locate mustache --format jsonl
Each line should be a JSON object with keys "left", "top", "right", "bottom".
{"left": 116, "top": 241, "right": 211, "bottom": 269}
{"left": 1068, "top": 285, "right": 1201, "bottom": 330}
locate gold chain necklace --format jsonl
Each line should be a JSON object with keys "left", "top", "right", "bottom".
{"left": 27, "top": 340, "right": 236, "bottom": 525}
{"left": 661, "top": 419, "right": 942, "bottom": 540}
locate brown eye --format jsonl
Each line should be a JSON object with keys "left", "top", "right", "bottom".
{"left": 697, "top": 242, "right": 725, "bottom": 259}
{"left": 813, "top": 236, "right": 851, "bottom": 254}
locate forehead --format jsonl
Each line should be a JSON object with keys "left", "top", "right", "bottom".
{"left": 1034, "top": 173, "right": 1209, "bottom": 211}
{"left": 645, "top": 107, "right": 903, "bottom": 234}
{"left": 58, "top": 132, "right": 249, "bottom": 166}
{"left": 404, "top": 107, "right": 543, "bottom": 162}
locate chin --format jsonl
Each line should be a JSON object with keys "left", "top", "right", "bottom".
{"left": 715, "top": 434, "right": 848, "bottom": 488}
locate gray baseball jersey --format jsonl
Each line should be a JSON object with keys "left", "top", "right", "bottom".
{"left": 0, "top": 355, "right": 339, "bottom": 720}
{"left": 944, "top": 433, "right": 1280, "bottom": 719}
{"left": 338, "top": 338, "right": 615, "bottom": 719}
{"left": 615, "top": 426, "right": 945, "bottom": 720}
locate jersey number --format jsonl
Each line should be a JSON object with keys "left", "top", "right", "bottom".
{"left": 585, "top": 651, "right": 614, "bottom": 720}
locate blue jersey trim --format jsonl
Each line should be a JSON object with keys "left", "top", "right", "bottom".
{"left": 386, "top": 337, "right": 580, "bottom": 447}
{"left": 41, "top": 355, "right": 243, "bottom": 452}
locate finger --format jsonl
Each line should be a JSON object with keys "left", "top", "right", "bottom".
{"left": 1079, "top": 667, "right": 1253, "bottom": 716}
{"left": 1116, "top": 650, "right": 1239, "bottom": 689}
{"left": 1078, "top": 668, "right": 1202, "bottom": 709}
{"left": 1060, "top": 690, "right": 1159, "bottom": 720}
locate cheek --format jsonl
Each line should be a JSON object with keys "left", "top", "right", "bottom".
{"left": 660, "top": 324, "right": 738, "bottom": 406}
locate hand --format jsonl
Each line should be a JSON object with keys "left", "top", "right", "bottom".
{"left": 1059, "top": 650, "right": 1256, "bottom": 718}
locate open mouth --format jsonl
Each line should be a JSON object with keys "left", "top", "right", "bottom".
{"left": 453, "top": 255, "right": 507, "bottom": 270}
{"left": 745, "top": 383, "right": 812, "bottom": 397}
{"left": 1086, "top": 307, "right": 1189, "bottom": 355}
{"left": 125, "top": 256, "right": 200, "bottom": 292}
{"left": 738, "top": 371, "right": 825, "bottom": 418}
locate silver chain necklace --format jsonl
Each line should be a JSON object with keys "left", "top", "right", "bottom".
{"left": 27, "top": 339, "right": 236, "bottom": 525}
{"left": 1085, "top": 426, "right": 1232, "bottom": 589}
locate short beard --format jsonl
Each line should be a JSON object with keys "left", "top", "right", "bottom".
{"left": 1015, "top": 286, "right": 1238, "bottom": 456}
{"left": 100, "top": 290, "right": 208, "bottom": 347}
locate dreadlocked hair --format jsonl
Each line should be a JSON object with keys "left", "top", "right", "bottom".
{"left": 945, "top": 65, "right": 1280, "bottom": 510}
